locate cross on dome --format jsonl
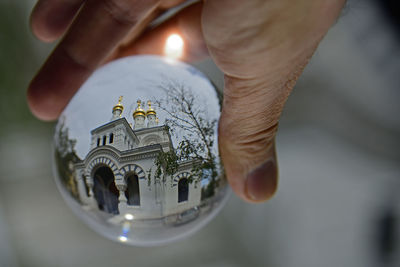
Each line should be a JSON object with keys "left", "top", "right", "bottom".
{"left": 133, "top": 100, "right": 146, "bottom": 118}
{"left": 112, "top": 96, "right": 124, "bottom": 113}
{"left": 146, "top": 100, "right": 156, "bottom": 116}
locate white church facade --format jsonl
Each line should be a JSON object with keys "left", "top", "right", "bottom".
{"left": 73, "top": 97, "right": 202, "bottom": 222}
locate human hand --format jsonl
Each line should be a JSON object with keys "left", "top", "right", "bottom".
{"left": 28, "top": 0, "right": 346, "bottom": 203}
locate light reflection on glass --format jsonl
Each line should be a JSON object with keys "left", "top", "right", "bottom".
{"left": 124, "top": 213, "right": 134, "bottom": 221}
{"left": 164, "top": 33, "right": 184, "bottom": 59}
{"left": 118, "top": 236, "right": 128, "bottom": 242}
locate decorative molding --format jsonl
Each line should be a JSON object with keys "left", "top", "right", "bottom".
{"left": 85, "top": 155, "right": 118, "bottom": 178}
{"left": 120, "top": 164, "right": 146, "bottom": 180}
{"left": 172, "top": 172, "right": 190, "bottom": 187}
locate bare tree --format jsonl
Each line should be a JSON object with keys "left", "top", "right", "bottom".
{"left": 154, "top": 80, "right": 220, "bottom": 198}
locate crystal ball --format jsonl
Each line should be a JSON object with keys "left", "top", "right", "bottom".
{"left": 53, "top": 55, "right": 230, "bottom": 246}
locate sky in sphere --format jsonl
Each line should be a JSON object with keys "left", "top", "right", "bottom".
{"left": 59, "top": 55, "right": 220, "bottom": 160}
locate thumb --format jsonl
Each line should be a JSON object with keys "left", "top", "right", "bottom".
{"left": 218, "top": 65, "right": 306, "bottom": 203}
{"left": 212, "top": 0, "right": 346, "bottom": 203}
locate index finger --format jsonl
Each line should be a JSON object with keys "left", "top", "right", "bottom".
{"left": 27, "top": 0, "right": 161, "bottom": 120}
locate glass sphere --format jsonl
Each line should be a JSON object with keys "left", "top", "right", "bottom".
{"left": 53, "top": 55, "right": 230, "bottom": 246}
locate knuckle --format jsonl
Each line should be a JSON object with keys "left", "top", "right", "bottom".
{"left": 223, "top": 74, "right": 292, "bottom": 102}
{"left": 101, "top": 0, "right": 137, "bottom": 25}
{"left": 219, "top": 111, "right": 278, "bottom": 164}
{"left": 59, "top": 44, "right": 94, "bottom": 71}
{"left": 101, "top": 0, "right": 158, "bottom": 26}
{"left": 219, "top": 72, "right": 297, "bottom": 163}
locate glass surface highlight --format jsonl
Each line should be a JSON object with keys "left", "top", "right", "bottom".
{"left": 53, "top": 55, "right": 229, "bottom": 246}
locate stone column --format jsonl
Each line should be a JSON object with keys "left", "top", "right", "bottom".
{"left": 84, "top": 175, "right": 98, "bottom": 209}
{"left": 116, "top": 184, "right": 128, "bottom": 213}
{"left": 85, "top": 176, "right": 94, "bottom": 197}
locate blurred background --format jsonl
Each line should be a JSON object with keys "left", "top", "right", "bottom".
{"left": 1, "top": 0, "right": 399, "bottom": 266}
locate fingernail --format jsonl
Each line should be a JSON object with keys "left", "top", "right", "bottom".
{"left": 245, "top": 160, "right": 277, "bottom": 202}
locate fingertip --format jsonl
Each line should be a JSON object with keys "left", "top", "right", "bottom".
{"left": 31, "top": 27, "right": 59, "bottom": 43}
{"left": 27, "top": 80, "right": 62, "bottom": 121}
{"left": 223, "top": 157, "right": 278, "bottom": 204}
{"left": 27, "top": 40, "right": 94, "bottom": 122}
{"left": 30, "top": 0, "right": 84, "bottom": 43}
{"left": 30, "top": 4, "right": 58, "bottom": 43}
{"left": 244, "top": 159, "right": 278, "bottom": 203}
{"left": 223, "top": 168, "right": 248, "bottom": 203}
{"left": 218, "top": 113, "right": 279, "bottom": 204}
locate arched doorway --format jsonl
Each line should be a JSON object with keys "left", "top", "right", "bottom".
{"left": 93, "top": 166, "right": 119, "bottom": 214}
{"left": 178, "top": 178, "right": 189, "bottom": 203}
{"left": 125, "top": 173, "right": 140, "bottom": 206}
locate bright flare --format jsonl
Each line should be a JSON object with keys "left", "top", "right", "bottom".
{"left": 124, "top": 213, "right": 134, "bottom": 221}
{"left": 164, "top": 34, "right": 184, "bottom": 59}
{"left": 118, "top": 236, "right": 128, "bottom": 242}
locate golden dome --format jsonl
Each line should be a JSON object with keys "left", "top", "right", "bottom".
{"left": 146, "top": 100, "right": 156, "bottom": 116}
{"left": 112, "top": 96, "right": 124, "bottom": 113}
{"left": 133, "top": 100, "right": 146, "bottom": 118}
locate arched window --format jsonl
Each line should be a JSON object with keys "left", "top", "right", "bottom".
{"left": 178, "top": 178, "right": 189, "bottom": 203}
{"left": 93, "top": 166, "right": 119, "bottom": 214}
{"left": 102, "top": 135, "right": 107, "bottom": 146}
{"left": 109, "top": 133, "right": 114, "bottom": 144}
{"left": 125, "top": 174, "right": 140, "bottom": 206}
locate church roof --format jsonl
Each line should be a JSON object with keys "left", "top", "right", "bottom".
{"left": 91, "top": 117, "right": 139, "bottom": 143}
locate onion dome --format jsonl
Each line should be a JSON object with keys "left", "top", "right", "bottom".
{"left": 133, "top": 100, "right": 146, "bottom": 118}
{"left": 112, "top": 96, "right": 124, "bottom": 113}
{"left": 146, "top": 100, "right": 156, "bottom": 116}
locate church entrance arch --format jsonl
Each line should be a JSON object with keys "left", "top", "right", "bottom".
{"left": 92, "top": 166, "right": 119, "bottom": 214}
{"left": 178, "top": 178, "right": 189, "bottom": 203}
{"left": 125, "top": 173, "right": 140, "bottom": 206}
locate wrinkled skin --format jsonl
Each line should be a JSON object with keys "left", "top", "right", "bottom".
{"left": 28, "top": 0, "right": 346, "bottom": 203}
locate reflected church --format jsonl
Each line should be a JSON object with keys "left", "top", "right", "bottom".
{"left": 73, "top": 97, "right": 201, "bottom": 221}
